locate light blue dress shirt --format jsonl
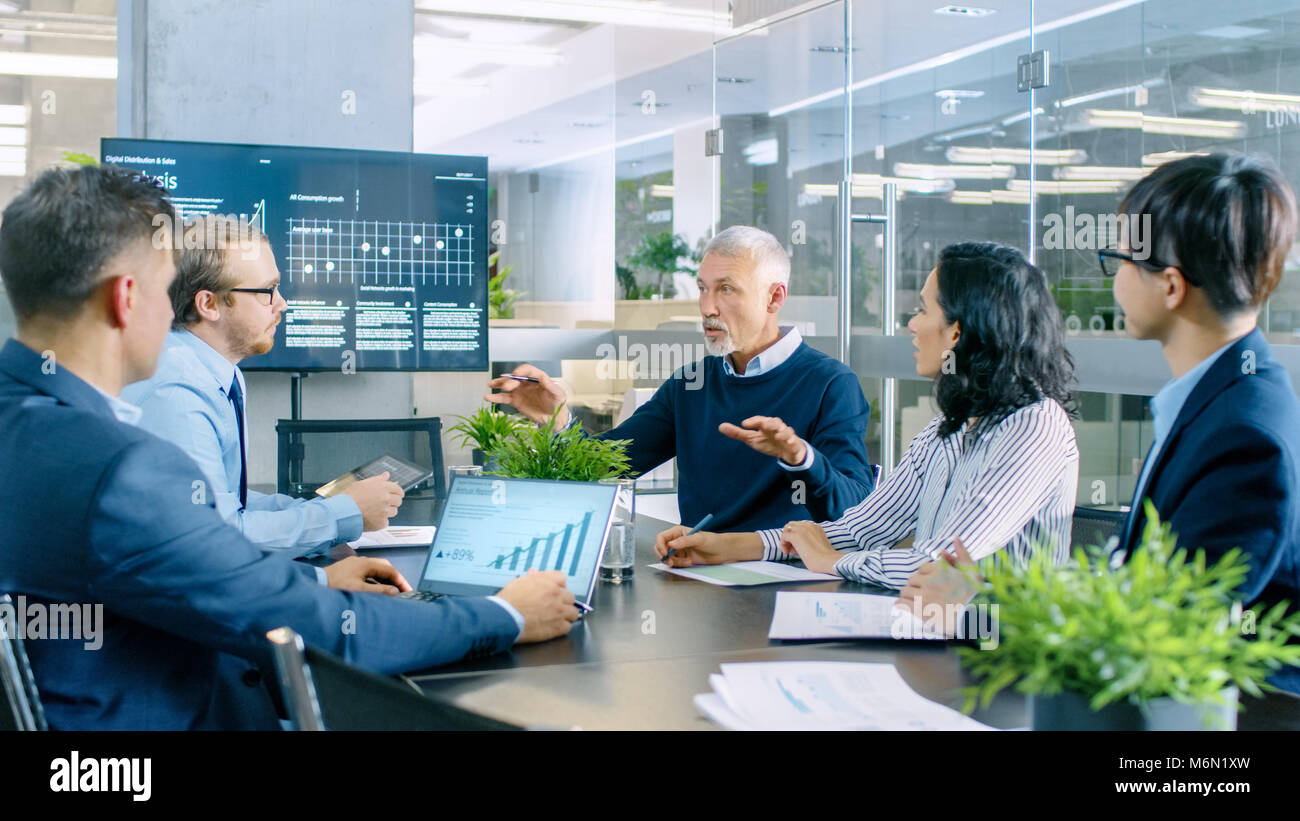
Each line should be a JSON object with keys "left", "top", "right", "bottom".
{"left": 1132, "top": 338, "right": 1238, "bottom": 506}
{"left": 720, "top": 324, "right": 815, "bottom": 472}
{"left": 122, "top": 329, "right": 363, "bottom": 557}
{"left": 118, "top": 332, "right": 525, "bottom": 635}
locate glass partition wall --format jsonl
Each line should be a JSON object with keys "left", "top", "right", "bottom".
{"left": 426, "top": 0, "right": 1300, "bottom": 508}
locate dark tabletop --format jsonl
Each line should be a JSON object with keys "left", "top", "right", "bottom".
{"left": 357, "top": 511, "right": 1300, "bottom": 731}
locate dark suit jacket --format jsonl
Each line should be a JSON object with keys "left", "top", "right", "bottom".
{"left": 0, "top": 339, "right": 519, "bottom": 730}
{"left": 1119, "top": 328, "right": 1300, "bottom": 692}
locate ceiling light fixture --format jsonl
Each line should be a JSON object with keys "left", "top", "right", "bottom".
{"left": 1083, "top": 108, "right": 1245, "bottom": 138}
{"left": 946, "top": 146, "right": 1088, "bottom": 165}
{"left": 1190, "top": 87, "right": 1300, "bottom": 113}
{"left": 1052, "top": 165, "right": 1151, "bottom": 181}
{"left": 415, "top": 1, "right": 731, "bottom": 34}
{"left": 894, "top": 161, "right": 1014, "bottom": 180}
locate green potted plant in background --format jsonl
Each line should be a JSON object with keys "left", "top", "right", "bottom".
{"left": 486, "top": 405, "right": 635, "bottom": 482}
{"left": 447, "top": 405, "right": 529, "bottom": 469}
{"left": 625, "top": 230, "right": 695, "bottom": 300}
{"left": 959, "top": 503, "right": 1300, "bottom": 730}
{"left": 488, "top": 251, "right": 523, "bottom": 319}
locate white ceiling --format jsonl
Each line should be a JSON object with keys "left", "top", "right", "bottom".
{"left": 412, "top": 0, "right": 1300, "bottom": 175}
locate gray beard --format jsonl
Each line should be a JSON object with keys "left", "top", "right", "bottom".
{"left": 704, "top": 332, "right": 736, "bottom": 357}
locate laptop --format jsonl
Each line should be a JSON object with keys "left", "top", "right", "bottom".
{"left": 399, "top": 476, "right": 619, "bottom": 610}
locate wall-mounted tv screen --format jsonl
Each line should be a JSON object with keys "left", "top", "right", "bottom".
{"left": 102, "top": 138, "right": 488, "bottom": 372}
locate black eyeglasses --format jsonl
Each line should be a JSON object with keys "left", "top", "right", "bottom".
{"left": 1097, "top": 250, "right": 1192, "bottom": 284}
{"left": 229, "top": 286, "right": 280, "bottom": 306}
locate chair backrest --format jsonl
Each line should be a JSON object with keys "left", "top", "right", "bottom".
{"left": 0, "top": 594, "right": 48, "bottom": 731}
{"left": 275, "top": 417, "right": 446, "bottom": 503}
{"left": 1070, "top": 505, "right": 1128, "bottom": 552}
{"left": 265, "top": 627, "right": 521, "bottom": 731}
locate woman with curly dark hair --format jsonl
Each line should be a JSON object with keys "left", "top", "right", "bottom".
{"left": 653, "top": 241, "right": 1080, "bottom": 589}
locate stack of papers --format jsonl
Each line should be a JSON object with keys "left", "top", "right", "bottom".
{"left": 347, "top": 526, "right": 436, "bottom": 550}
{"left": 695, "top": 662, "right": 995, "bottom": 731}
{"left": 649, "top": 560, "right": 838, "bottom": 586}
{"left": 768, "top": 591, "right": 947, "bottom": 640}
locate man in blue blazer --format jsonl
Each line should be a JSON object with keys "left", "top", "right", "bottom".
{"left": 0, "top": 165, "right": 579, "bottom": 730}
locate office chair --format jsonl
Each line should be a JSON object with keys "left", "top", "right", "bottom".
{"left": 265, "top": 627, "right": 521, "bottom": 731}
{"left": 1070, "top": 505, "right": 1128, "bottom": 552}
{"left": 275, "top": 417, "right": 447, "bottom": 517}
{"left": 0, "top": 594, "right": 48, "bottom": 731}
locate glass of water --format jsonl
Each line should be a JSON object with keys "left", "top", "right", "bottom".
{"left": 598, "top": 478, "right": 636, "bottom": 582}
{"left": 448, "top": 465, "right": 482, "bottom": 490}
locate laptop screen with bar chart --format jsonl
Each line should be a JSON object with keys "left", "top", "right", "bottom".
{"left": 413, "top": 476, "right": 619, "bottom": 604}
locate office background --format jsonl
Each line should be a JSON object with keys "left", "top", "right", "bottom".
{"left": 0, "top": 0, "right": 1296, "bottom": 509}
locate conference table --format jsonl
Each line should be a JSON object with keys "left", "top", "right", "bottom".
{"left": 369, "top": 508, "right": 1300, "bottom": 731}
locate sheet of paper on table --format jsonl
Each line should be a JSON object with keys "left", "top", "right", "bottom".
{"left": 768, "top": 591, "right": 947, "bottom": 640}
{"left": 648, "top": 560, "right": 839, "bottom": 586}
{"left": 347, "top": 526, "right": 436, "bottom": 550}
{"left": 694, "top": 661, "right": 996, "bottom": 731}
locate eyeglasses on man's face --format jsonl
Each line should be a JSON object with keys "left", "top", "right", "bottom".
{"left": 228, "top": 285, "right": 280, "bottom": 306}
{"left": 1097, "top": 250, "right": 1194, "bottom": 285}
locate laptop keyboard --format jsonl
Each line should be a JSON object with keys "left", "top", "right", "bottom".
{"left": 397, "top": 590, "right": 445, "bottom": 603}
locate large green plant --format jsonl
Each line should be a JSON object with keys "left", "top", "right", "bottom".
{"left": 626, "top": 231, "right": 694, "bottom": 299}
{"left": 447, "top": 405, "right": 528, "bottom": 454}
{"left": 487, "top": 406, "right": 635, "bottom": 482}
{"left": 960, "top": 502, "right": 1300, "bottom": 714}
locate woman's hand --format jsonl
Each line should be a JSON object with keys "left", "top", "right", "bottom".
{"left": 895, "top": 537, "right": 981, "bottom": 635}
{"left": 778, "top": 521, "right": 840, "bottom": 574}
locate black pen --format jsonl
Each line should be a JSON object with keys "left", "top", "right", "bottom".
{"left": 664, "top": 513, "right": 714, "bottom": 562}
{"left": 574, "top": 600, "right": 592, "bottom": 613}
{"left": 507, "top": 374, "right": 541, "bottom": 383}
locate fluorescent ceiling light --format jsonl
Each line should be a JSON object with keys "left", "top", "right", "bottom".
{"left": 1191, "top": 87, "right": 1300, "bottom": 113}
{"left": 415, "top": 37, "right": 565, "bottom": 67}
{"left": 948, "top": 189, "right": 1034, "bottom": 205}
{"left": 1052, "top": 165, "right": 1150, "bottom": 181}
{"left": 649, "top": 184, "right": 674, "bottom": 198}
{"left": 934, "top": 123, "right": 1003, "bottom": 143}
{"left": 769, "top": 0, "right": 1151, "bottom": 118}
{"left": 946, "top": 146, "right": 1087, "bottom": 165}
{"left": 414, "top": 79, "right": 489, "bottom": 98}
{"left": 415, "top": 1, "right": 731, "bottom": 33}
{"left": 934, "top": 5, "right": 997, "bottom": 16}
{"left": 1007, "top": 179, "right": 1126, "bottom": 194}
{"left": 0, "top": 52, "right": 115, "bottom": 78}
{"left": 743, "top": 138, "right": 778, "bottom": 166}
{"left": 894, "top": 161, "right": 1014, "bottom": 180}
{"left": 1198, "top": 24, "right": 1269, "bottom": 40}
{"left": 1141, "top": 150, "right": 1209, "bottom": 166}
{"left": 935, "top": 89, "right": 984, "bottom": 99}
{"left": 1056, "top": 79, "right": 1164, "bottom": 109}
{"left": 0, "top": 104, "right": 25, "bottom": 125}
{"left": 854, "top": 173, "right": 954, "bottom": 194}
{"left": 1083, "top": 109, "right": 1245, "bottom": 138}
{"left": 999, "top": 107, "right": 1044, "bottom": 126}
{"left": 802, "top": 183, "right": 908, "bottom": 200}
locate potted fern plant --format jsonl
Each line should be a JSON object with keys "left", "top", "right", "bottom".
{"left": 959, "top": 502, "right": 1300, "bottom": 730}
{"left": 486, "top": 405, "right": 635, "bottom": 483}
{"left": 447, "top": 406, "right": 529, "bottom": 469}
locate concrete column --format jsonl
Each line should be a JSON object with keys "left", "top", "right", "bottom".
{"left": 117, "top": 0, "right": 446, "bottom": 486}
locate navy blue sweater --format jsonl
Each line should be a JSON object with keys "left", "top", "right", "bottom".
{"left": 596, "top": 343, "right": 876, "bottom": 533}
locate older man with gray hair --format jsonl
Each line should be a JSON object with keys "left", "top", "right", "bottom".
{"left": 488, "top": 225, "right": 876, "bottom": 534}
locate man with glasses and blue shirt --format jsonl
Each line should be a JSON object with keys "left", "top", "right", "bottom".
{"left": 123, "top": 215, "right": 403, "bottom": 557}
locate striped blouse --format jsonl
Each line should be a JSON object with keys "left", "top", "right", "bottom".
{"left": 758, "top": 398, "right": 1079, "bottom": 589}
